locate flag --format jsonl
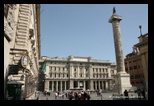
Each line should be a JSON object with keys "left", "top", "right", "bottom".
{"left": 42, "top": 63, "right": 46, "bottom": 72}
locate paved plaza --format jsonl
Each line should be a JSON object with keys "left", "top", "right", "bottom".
{"left": 35, "top": 91, "right": 143, "bottom": 100}
{"left": 37, "top": 92, "right": 113, "bottom": 100}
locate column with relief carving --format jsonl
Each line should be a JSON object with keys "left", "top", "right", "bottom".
{"left": 109, "top": 7, "right": 131, "bottom": 93}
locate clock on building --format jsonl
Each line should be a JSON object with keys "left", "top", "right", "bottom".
{"left": 21, "top": 55, "right": 29, "bottom": 68}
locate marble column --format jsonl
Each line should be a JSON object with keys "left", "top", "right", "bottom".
{"left": 77, "top": 66, "right": 80, "bottom": 78}
{"left": 90, "top": 80, "right": 93, "bottom": 90}
{"left": 98, "top": 81, "right": 100, "bottom": 90}
{"left": 56, "top": 81, "right": 58, "bottom": 91}
{"left": 65, "top": 81, "right": 66, "bottom": 90}
{"left": 84, "top": 80, "right": 86, "bottom": 90}
{"left": 109, "top": 7, "right": 131, "bottom": 93}
{"left": 95, "top": 81, "right": 97, "bottom": 90}
{"left": 78, "top": 80, "right": 80, "bottom": 88}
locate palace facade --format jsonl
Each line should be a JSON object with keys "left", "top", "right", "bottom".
{"left": 124, "top": 33, "right": 148, "bottom": 92}
{"left": 39, "top": 56, "right": 117, "bottom": 92}
{"left": 4, "top": 4, "right": 40, "bottom": 100}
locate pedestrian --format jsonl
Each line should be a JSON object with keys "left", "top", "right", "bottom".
{"left": 55, "top": 92, "right": 58, "bottom": 99}
{"left": 124, "top": 89, "right": 129, "bottom": 100}
{"left": 65, "top": 92, "right": 67, "bottom": 98}
{"left": 62, "top": 94, "right": 64, "bottom": 99}
{"left": 137, "top": 89, "right": 141, "bottom": 100}
{"left": 87, "top": 94, "right": 91, "bottom": 100}
{"left": 141, "top": 89, "right": 146, "bottom": 100}
{"left": 69, "top": 92, "right": 73, "bottom": 100}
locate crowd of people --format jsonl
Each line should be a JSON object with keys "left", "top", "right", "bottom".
{"left": 54, "top": 90, "right": 91, "bottom": 100}
{"left": 123, "top": 89, "right": 147, "bottom": 100}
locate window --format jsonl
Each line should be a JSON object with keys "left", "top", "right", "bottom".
{"left": 131, "top": 76, "right": 134, "bottom": 79}
{"left": 125, "top": 68, "right": 128, "bottom": 71}
{"left": 74, "top": 68, "right": 76, "bottom": 71}
{"left": 106, "top": 69, "right": 108, "bottom": 72}
{"left": 67, "top": 74, "right": 68, "bottom": 77}
{"left": 63, "top": 68, "right": 65, "bottom": 71}
{"left": 63, "top": 74, "right": 64, "bottom": 77}
{"left": 86, "top": 68, "right": 88, "bottom": 72}
{"left": 93, "top": 74, "right": 95, "bottom": 77}
{"left": 134, "top": 66, "right": 137, "bottom": 70}
{"left": 81, "top": 74, "right": 82, "bottom": 77}
{"left": 135, "top": 75, "right": 138, "bottom": 79}
{"left": 100, "top": 69, "right": 101, "bottom": 72}
{"left": 138, "top": 65, "right": 140, "bottom": 69}
{"left": 50, "top": 74, "right": 52, "bottom": 77}
{"left": 129, "top": 67, "right": 133, "bottom": 70}
{"left": 55, "top": 67, "right": 56, "bottom": 70}
{"left": 103, "top": 75, "right": 105, "bottom": 78}
{"left": 59, "top": 74, "right": 60, "bottom": 77}
{"left": 55, "top": 74, "right": 56, "bottom": 77}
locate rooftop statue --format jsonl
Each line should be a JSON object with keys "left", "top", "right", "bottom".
{"left": 113, "top": 7, "right": 116, "bottom": 14}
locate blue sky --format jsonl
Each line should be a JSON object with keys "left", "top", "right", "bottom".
{"left": 40, "top": 4, "right": 148, "bottom": 63}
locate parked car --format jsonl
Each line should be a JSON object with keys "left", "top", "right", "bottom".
{"left": 129, "top": 86, "right": 137, "bottom": 93}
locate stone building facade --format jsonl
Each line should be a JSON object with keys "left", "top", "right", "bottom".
{"left": 4, "top": 4, "right": 40, "bottom": 100}
{"left": 39, "top": 56, "right": 117, "bottom": 92}
{"left": 124, "top": 33, "right": 148, "bottom": 92}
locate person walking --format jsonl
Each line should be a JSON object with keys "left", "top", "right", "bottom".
{"left": 65, "top": 92, "right": 67, "bottom": 98}
{"left": 141, "top": 89, "right": 146, "bottom": 100}
{"left": 55, "top": 92, "right": 58, "bottom": 99}
{"left": 137, "top": 89, "right": 141, "bottom": 100}
{"left": 124, "top": 89, "right": 129, "bottom": 100}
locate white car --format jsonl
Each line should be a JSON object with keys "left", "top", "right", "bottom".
{"left": 129, "top": 87, "right": 137, "bottom": 93}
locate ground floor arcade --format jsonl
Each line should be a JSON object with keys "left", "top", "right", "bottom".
{"left": 44, "top": 79, "right": 112, "bottom": 92}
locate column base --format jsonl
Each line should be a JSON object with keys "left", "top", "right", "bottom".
{"left": 116, "top": 72, "right": 132, "bottom": 94}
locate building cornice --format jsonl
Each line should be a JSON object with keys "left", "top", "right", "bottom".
{"left": 36, "top": 4, "right": 40, "bottom": 59}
